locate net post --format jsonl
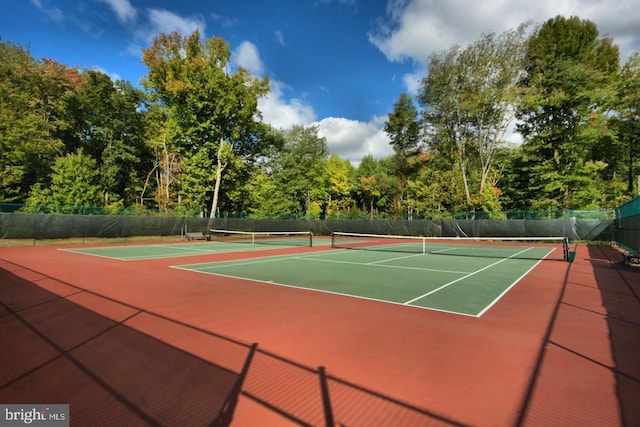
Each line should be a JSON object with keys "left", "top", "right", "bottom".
{"left": 331, "top": 232, "right": 335, "bottom": 248}
{"left": 309, "top": 231, "right": 313, "bottom": 247}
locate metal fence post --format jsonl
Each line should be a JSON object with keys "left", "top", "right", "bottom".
{"left": 318, "top": 366, "right": 335, "bottom": 427}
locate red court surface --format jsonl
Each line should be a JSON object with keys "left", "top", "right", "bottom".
{"left": 1, "top": 242, "right": 639, "bottom": 426}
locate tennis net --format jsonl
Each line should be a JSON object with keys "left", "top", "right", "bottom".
{"left": 331, "top": 232, "right": 570, "bottom": 261}
{"left": 210, "top": 229, "right": 313, "bottom": 247}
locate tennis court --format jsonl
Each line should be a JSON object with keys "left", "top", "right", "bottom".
{"left": 61, "top": 231, "right": 319, "bottom": 260}
{"left": 2, "top": 231, "right": 637, "bottom": 426}
{"left": 174, "top": 233, "right": 568, "bottom": 317}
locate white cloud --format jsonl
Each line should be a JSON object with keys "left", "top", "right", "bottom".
{"left": 31, "top": 0, "right": 64, "bottom": 24}
{"left": 275, "top": 30, "right": 286, "bottom": 46}
{"left": 257, "top": 79, "right": 392, "bottom": 165}
{"left": 259, "top": 80, "right": 317, "bottom": 130}
{"left": 260, "top": 92, "right": 393, "bottom": 165}
{"left": 316, "top": 116, "right": 393, "bottom": 165}
{"left": 135, "top": 9, "right": 206, "bottom": 46}
{"left": 97, "top": 0, "right": 137, "bottom": 24}
{"left": 93, "top": 66, "right": 121, "bottom": 82}
{"left": 233, "top": 41, "right": 316, "bottom": 129}
{"left": 257, "top": 80, "right": 392, "bottom": 165}
{"left": 231, "top": 42, "right": 316, "bottom": 129}
{"left": 370, "top": 0, "right": 640, "bottom": 65}
{"left": 244, "top": 40, "right": 390, "bottom": 165}
{"left": 49, "top": 7, "right": 65, "bottom": 24}
{"left": 402, "top": 69, "right": 425, "bottom": 96}
{"left": 210, "top": 12, "right": 238, "bottom": 29}
{"left": 234, "top": 41, "right": 264, "bottom": 75}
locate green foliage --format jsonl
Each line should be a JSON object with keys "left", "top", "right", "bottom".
{"left": 384, "top": 93, "right": 423, "bottom": 212}
{"left": 0, "top": 40, "right": 68, "bottom": 201}
{"left": 324, "top": 154, "right": 355, "bottom": 215}
{"left": 178, "top": 145, "right": 215, "bottom": 211}
{"left": 245, "top": 169, "right": 280, "bottom": 217}
{"left": 246, "top": 125, "right": 329, "bottom": 217}
{"left": 418, "top": 26, "right": 529, "bottom": 209}
{"left": 2, "top": 16, "right": 639, "bottom": 218}
{"left": 24, "top": 183, "right": 51, "bottom": 208}
{"left": 32, "top": 150, "right": 102, "bottom": 211}
{"left": 516, "top": 16, "right": 621, "bottom": 209}
{"left": 0, "top": 41, "right": 148, "bottom": 206}
{"left": 142, "top": 30, "right": 271, "bottom": 218}
{"left": 614, "top": 53, "right": 640, "bottom": 195}
{"left": 354, "top": 155, "right": 394, "bottom": 217}
{"left": 385, "top": 93, "right": 421, "bottom": 156}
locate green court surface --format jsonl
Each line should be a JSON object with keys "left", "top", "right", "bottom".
{"left": 61, "top": 239, "right": 325, "bottom": 261}
{"left": 174, "top": 244, "right": 557, "bottom": 317}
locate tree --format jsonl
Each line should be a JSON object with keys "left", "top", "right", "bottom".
{"left": 0, "top": 40, "right": 76, "bottom": 201}
{"left": 245, "top": 168, "right": 280, "bottom": 217}
{"left": 418, "top": 26, "right": 529, "bottom": 210}
{"left": 615, "top": 53, "right": 640, "bottom": 196}
{"left": 63, "top": 71, "right": 148, "bottom": 205}
{"left": 142, "top": 30, "right": 270, "bottom": 220}
{"left": 139, "top": 104, "right": 182, "bottom": 211}
{"left": 384, "top": 93, "right": 422, "bottom": 214}
{"left": 38, "top": 149, "right": 102, "bottom": 211}
{"left": 516, "top": 16, "right": 620, "bottom": 209}
{"left": 273, "top": 126, "right": 329, "bottom": 217}
{"left": 355, "top": 155, "right": 390, "bottom": 218}
{"left": 324, "top": 154, "right": 355, "bottom": 216}
{"left": 247, "top": 126, "right": 328, "bottom": 217}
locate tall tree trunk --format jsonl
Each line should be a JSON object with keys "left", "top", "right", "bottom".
{"left": 209, "top": 136, "right": 227, "bottom": 223}
{"left": 459, "top": 151, "right": 471, "bottom": 206}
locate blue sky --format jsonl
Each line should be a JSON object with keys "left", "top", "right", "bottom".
{"left": 2, "top": 0, "right": 639, "bottom": 164}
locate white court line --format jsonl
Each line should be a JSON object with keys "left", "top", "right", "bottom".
{"left": 299, "top": 247, "right": 469, "bottom": 272}
{"left": 62, "top": 240, "right": 294, "bottom": 261}
{"left": 172, "top": 246, "right": 548, "bottom": 317}
{"left": 171, "top": 266, "right": 479, "bottom": 318}
{"left": 179, "top": 250, "right": 470, "bottom": 275}
{"left": 61, "top": 244, "right": 220, "bottom": 261}
{"left": 179, "top": 255, "right": 468, "bottom": 274}
{"left": 298, "top": 256, "right": 470, "bottom": 274}
{"left": 146, "top": 245, "right": 223, "bottom": 254}
{"left": 59, "top": 248, "right": 124, "bottom": 260}
{"left": 148, "top": 242, "right": 284, "bottom": 253}
{"left": 366, "top": 252, "right": 425, "bottom": 265}
{"left": 475, "top": 258, "right": 545, "bottom": 317}
{"left": 430, "top": 247, "right": 458, "bottom": 254}
{"left": 174, "top": 248, "right": 342, "bottom": 269}
{"left": 117, "top": 246, "right": 229, "bottom": 260}
{"left": 179, "top": 254, "right": 305, "bottom": 270}
{"left": 403, "top": 246, "right": 537, "bottom": 305}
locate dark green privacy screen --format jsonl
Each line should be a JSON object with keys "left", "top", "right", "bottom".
{"left": 0, "top": 213, "right": 209, "bottom": 240}
{"left": 0, "top": 213, "right": 615, "bottom": 241}
{"left": 616, "top": 196, "right": 640, "bottom": 252}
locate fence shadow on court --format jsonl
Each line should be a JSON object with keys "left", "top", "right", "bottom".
{"left": 513, "top": 244, "right": 640, "bottom": 427}
{"left": 0, "top": 262, "right": 466, "bottom": 427}
{"left": 589, "top": 245, "right": 640, "bottom": 427}
{"left": 0, "top": 267, "right": 253, "bottom": 426}
{"left": 242, "top": 347, "right": 465, "bottom": 426}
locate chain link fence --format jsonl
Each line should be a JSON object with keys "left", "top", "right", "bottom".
{"left": 0, "top": 203, "right": 616, "bottom": 244}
